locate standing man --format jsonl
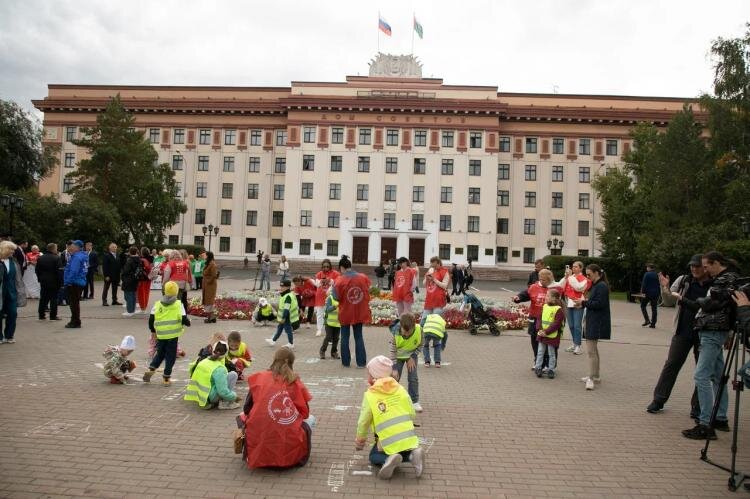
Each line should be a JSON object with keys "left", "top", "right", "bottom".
{"left": 64, "top": 240, "right": 88, "bottom": 329}
{"left": 640, "top": 263, "right": 660, "bottom": 328}
{"left": 102, "top": 242, "right": 122, "bottom": 306}
{"left": 259, "top": 255, "right": 271, "bottom": 291}
{"left": 14, "top": 240, "right": 29, "bottom": 275}
{"left": 36, "top": 243, "right": 62, "bottom": 321}
{"left": 527, "top": 259, "right": 544, "bottom": 287}
{"left": 84, "top": 242, "right": 98, "bottom": 300}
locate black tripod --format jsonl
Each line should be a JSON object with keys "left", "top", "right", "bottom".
{"left": 700, "top": 322, "right": 749, "bottom": 492}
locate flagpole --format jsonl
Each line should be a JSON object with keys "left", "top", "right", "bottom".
{"left": 411, "top": 13, "right": 415, "bottom": 55}
{"left": 377, "top": 11, "right": 380, "bottom": 53}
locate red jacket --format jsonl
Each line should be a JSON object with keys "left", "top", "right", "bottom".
{"left": 165, "top": 260, "right": 191, "bottom": 283}
{"left": 294, "top": 279, "right": 317, "bottom": 307}
{"left": 424, "top": 267, "right": 450, "bottom": 309}
{"left": 392, "top": 267, "right": 416, "bottom": 303}
{"left": 524, "top": 282, "right": 562, "bottom": 319}
{"left": 314, "top": 270, "right": 340, "bottom": 307}
{"left": 244, "top": 371, "right": 312, "bottom": 469}
{"left": 334, "top": 271, "right": 372, "bottom": 326}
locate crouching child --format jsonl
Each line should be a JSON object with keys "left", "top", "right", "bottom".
{"left": 389, "top": 313, "right": 423, "bottom": 412}
{"left": 227, "top": 330, "right": 252, "bottom": 379}
{"left": 103, "top": 335, "right": 136, "bottom": 384}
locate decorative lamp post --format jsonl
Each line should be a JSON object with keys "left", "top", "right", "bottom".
{"left": 0, "top": 193, "right": 24, "bottom": 237}
{"left": 202, "top": 224, "right": 220, "bottom": 252}
{"left": 546, "top": 238, "right": 565, "bottom": 256}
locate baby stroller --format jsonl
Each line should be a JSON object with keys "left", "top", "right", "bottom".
{"left": 461, "top": 293, "right": 501, "bottom": 336}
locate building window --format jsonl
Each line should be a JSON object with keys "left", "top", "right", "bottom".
{"left": 303, "top": 126, "right": 316, "bottom": 143}
{"left": 552, "top": 192, "right": 563, "bottom": 209}
{"left": 355, "top": 212, "right": 368, "bottom": 228}
{"left": 220, "top": 209, "right": 232, "bottom": 225}
{"left": 498, "top": 163, "right": 509, "bottom": 180}
{"left": 331, "top": 127, "right": 344, "bottom": 144}
{"left": 196, "top": 182, "right": 207, "bottom": 198}
{"left": 412, "top": 214, "right": 424, "bottom": 230}
{"left": 250, "top": 129, "right": 262, "bottom": 146}
{"left": 327, "top": 240, "right": 339, "bottom": 257}
{"left": 606, "top": 139, "right": 618, "bottom": 156}
{"left": 358, "top": 156, "right": 370, "bottom": 172}
{"left": 467, "top": 245, "right": 479, "bottom": 261}
{"left": 300, "top": 182, "right": 314, "bottom": 199}
{"left": 578, "top": 220, "right": 590, "bottom": 236}
{"left": 579, "top": 193, "right": 590, "bottom": 209}
{"left": 439, "top": 244, "right": 451, "bottom": 260}
{"left": 385, "top": 157, "right": 398, "bottom": 173}
{"left": 551, "top": 219, "right": 563, "bottom": 236}
{"left": 64, "top": 153, "right": 75, "bottom": 168}
{"left": 172, "top": 155, "right": 183, "bottom": 170}
{"left": 413, "top": 158, "right": 426, "bottom": 174}
{"left": 194, "top": 236, "right": 205, "bottom": 248}
{"left": 441, "top": 159, "right": 454, "bottom": 175}
{"left": 218, "top": 237, "right": 230, "bottom": 252}
{"left": 224, "top": 129, "right": 236, "bottom": 145}
{"left": 440, "top": 215, "right": 451, "bottom": 231}
{"left": 384, "top": 185, "right": 397, "bottom": 202}
{"left": 469, "top": 160, "right": 481, "bottom": 176}
{"left": 525, "top": 138, "right": 538, "bottom": 153}
{"left": 328, "top": 211, "right": 340, "bottom": 228}
{"left": 356, "top": 184, "right": 369, "bottom": 201}
{"left": 577, "top": 249, "right": 589, "bottom": 257}
{"left": 271, "top": 239, "right": 282, "bottom": 254}
{"left": 148, "top": 128, "right": 159, "bottom": 144}
{"left": 175, "top": 182, "right": 182, "bottom": 198}
{"left": 386, "top": 129, "right": 399, "bottom": 146}
{"left": 223, "top": 156, "right": 235, "bottom": 172}
{"left": 496, "top": 246, "right": 508, "bottom": 263}
{"left": 441, "top": 186, "right": 452, "bottom": 203}
{"left": 359, "top": 128, "right": 372, "bottom": 145}
{"left": 497, "top": 218, "right": 509, "bottom": 234}
{"left": 469, "top": 131, "right": 483, "bottom": 148}
{"left": 272, "top": 211, "right": 283, "bottom": 227}
{"left": 276, "top": 130, "right": 287, "bottom": 146}
{"left": 524, "top": 191, "right": 537, "bottom": 207}
{"left": 383, "top": 213, "right": 396, "bottom": 229}
{"left": 173, "top": 128, "right": 185, "bottom": 144}
{"left": 552, "top": 165, "right": 564, "bottom": 182}
{"left": 442, "top": 131, "right": 454, "bottom": 147}
{"left": 499, "top": 136, "right": 510, "bottom": 152}
{"left": 579, "top": 166, "right": 591, "bottom": 183}
{"left": 414, "top": 130, "right": 427, "bottom": 147}
{"left": 62, "top": 177, "right": 74, "bottom": 193}
{"left": 221, "top": 183, "right": 233, "bottom": 199}
{"left": 195, "top": 209, "right": 206, "bottom": 225}
{"left": 329, "top": 183, "right": 341, "bottom": 200}
{"left": 302, "top": 154, "right": 314, "bottom": 171}
{"left": 298, "top": 239, "right": 311, "bottom": 255}
{"left": 552, "top": 138, "right": 564, "bottom": 154}
{"left": 275, "top": 158, "right": 286, "bottom": 173}
{"left": 247, "top": 183, "right": 259, "bottom": 199}
{"left": 413, "top": 186, "right": 425, "bottom": 203}
{"left": 245, "top": 237, "right": 256, "bottom": 254}
{"left": 273, "top": 184, "right": 284, "bottom": 200}
{"left": 467, "top": 216, "right": 480, "bottom": 233}
{"left": 246, "top": 210, "right": 257, "bottom": 226}
{"left": 497, "top": 189, "right": 509, "bottom": 206}
{"left": 198, "top": 156, "right": 209, "bottom": 171}
{"left": 524, "top": 218, "right": 536, "bottom": 235}
{"left": 330, "top": 156, "right": 342, "bottom": 172}
{"left": 468, "top": 187, "right": 481, "bottom": 204}
{"left": 300, "top": 210, "right": 312, "bottom": 227}
{"left": 523, "top": 248, "right": 535, "bottom": 264}
{"left": 524, "top": 165, "right": 537, "bottom": 181}
{"left": 199, "top": 129, "right": 211, "bottom": 145}
{"left": 167, "top": 235, "right": 179, "bottom": 245}
{"left": 579, "top": 138, "right": 591, "bottom": 155}
{"left": 248, "top": 157, "right": 260, "bottom": 173}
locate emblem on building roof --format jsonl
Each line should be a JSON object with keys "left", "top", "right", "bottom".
{"left": 369, "top": 53, "right": 423, "bottom": 78}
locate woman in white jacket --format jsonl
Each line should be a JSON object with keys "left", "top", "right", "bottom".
{"left": 558, "top": 261, "right": 590, "bottom": 355}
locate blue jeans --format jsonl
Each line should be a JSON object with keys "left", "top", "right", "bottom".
{"left": 259, "top": 272, "right": 270, "bottom": 290}
{"left": 124, "top": 290, "right": 136, "bottom": 313}
{"left": 423, "top": 334, "right": 442, "bottom": 364}
{"left": 567, "top": 307, "right": 583, "bottom": 346}
{"left": 272, "top": 322, "right": 294, "bottom": 344}
{"left": 535, "top": 342, "right": 557, "bottom": 371}
{"left": 695, "top": 330, "right": 729, "bottom": 426}
{"left": 395, "top": 356, "right": 419, "bottom": 403}
{"left": 369, "top": 443, "right": 412, "bottom": 465}
{"left": 0, "top": 296, "right": 17, "bottom": 340}
{"left": 340, "top": 323, "right": 366, "bottom": 367}
{"left": 420, "top": 307, "right": 443, "bottom": 327}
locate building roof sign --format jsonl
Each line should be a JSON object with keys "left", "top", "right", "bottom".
{"left": 368, "top": 53, "right": 423, "bottom": 78}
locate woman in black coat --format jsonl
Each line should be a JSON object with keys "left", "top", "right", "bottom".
{"left": 575, "top": 264, "right": 611, "bottom": 391}
{"left": 120, "top": 246, "right": 142, "bottom": 316}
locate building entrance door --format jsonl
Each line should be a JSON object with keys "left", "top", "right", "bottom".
{"left": 352, "top": 237, "right": 369, "bottom": 264}
{"left": 408, "top": 238, "right": 425, "bottom": 266}
{"left": 380, "top": 237, "right": 397, "bottom": 264}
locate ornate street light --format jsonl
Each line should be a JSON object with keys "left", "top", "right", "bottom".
{"left": 202, "top": 224, "right": 220, "bottom": 252}
{"left": 0, "top": 193, "right": 25, "bottom": 237}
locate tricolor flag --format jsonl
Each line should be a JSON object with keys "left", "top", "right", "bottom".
{"left": 378, "top": 15, "right": 392, "bottom": 36}
{"left": 413, "top": 15, "right": 423, "bottom": 39}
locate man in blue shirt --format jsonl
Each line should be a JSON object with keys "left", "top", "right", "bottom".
{"left": 63, "top": 240, "right": 88, "bottom": 329}
{"left": 640, "top": 263, "right": 660, "bottom": 328}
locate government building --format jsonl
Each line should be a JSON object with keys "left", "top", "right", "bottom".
{"left": 33, "top": 54, "right": 690, "bottom": 269}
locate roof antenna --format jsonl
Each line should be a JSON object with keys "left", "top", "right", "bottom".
{"left": 552, "top": 85, "right": 559, "bottom": 94}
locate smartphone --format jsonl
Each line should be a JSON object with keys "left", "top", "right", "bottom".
{"left": 565, "top": 264, "right": 570, "bottom": 271}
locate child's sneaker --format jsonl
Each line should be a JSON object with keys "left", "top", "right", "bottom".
{"left": 331, "top": 352, "right": 340, "bottom": 359}
{"left": 219, "top": 400, "right": 241, "bottom": 410}
{"left": 142, "top": 370, "right": 155, "bottom": 382}
{"left": 573, "top": 345, "right": 582, "bottom": 355}
{"left": 410, "top": 447, "right": 425, "bottom": 478}
{"left": 412, "top": 402, "right": 423, "bottom": 413}
{"left": 434, "top": 362, "right": 441, "bottom": 368}
{"left": 283, "top": 343, "right": 294, "bottom": 350}
{"left": 565, "top": 345, "right": 575, "bottom": 353}
{"left": 265, "top": 338, "right": 276, "bottom": 347}
{"left": 547, "top": 370, "right": 556, "bottom": 379}
{"left": 424, "top": 361, "right": 431, "bottom": 368}
{"left": 315, "top": 330, "right": 323, "bottom": 337}
{"left": 378, "top": 453, "right": 402, "bottom": 479}
{"left": 319, "top": 352, "right": 326, "bottom": 359}
{"left": 535, "top": 368, "right": 543, "bottom": 378}
{"left": 162, "top": 377, "right": 172, "bottom": 386}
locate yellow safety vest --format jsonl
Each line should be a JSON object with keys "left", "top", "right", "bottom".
{"left": 153, "top": 301, "right": 184, "bottom": 340}
{"left": 540, "top": 304, "right": 562, "bottom": 339}
{"left": 422, "top": 314, "right": 446, "bottom": 339}
{"left": 325, "top": 296, "right": 340, "bottom": 327}
{"left": 277, "top": 292, "right": 300, "bottom": 324}
{"left": 258, "top": 304, "right": 274, "bottom": 317}
{"left": 229, "top": 342, "right": 251, "bottom": 367}
{"left": 184, "top": 358, "right": 224, "bottom": 407}
{"left": 395, "top": 324, "right": 422, "bottom": 360}
{"left": 365, "top": 386, "right": 419, "bottom": 455}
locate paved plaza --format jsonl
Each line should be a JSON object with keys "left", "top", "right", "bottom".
{"left": 0, "top": 277, "right": 748, "bottom": 498}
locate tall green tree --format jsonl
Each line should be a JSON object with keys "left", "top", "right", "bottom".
{"left": 69, "top": 95, "right": 185, "bottom": 245}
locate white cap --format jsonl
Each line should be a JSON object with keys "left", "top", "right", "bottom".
{"left": 258, "top": 297, "right": 268, "bottom": 307}
{"left": 120, "top": 335, "right": 136, "bottom": 350}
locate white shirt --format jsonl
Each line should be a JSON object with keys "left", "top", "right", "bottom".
{"left": 1, "top": 258, "right": 10, "bottom": 272}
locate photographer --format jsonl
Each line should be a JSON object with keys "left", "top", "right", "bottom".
{"left": 646, "top": 255, "right": 711, "bottom": 415}
{"left": 731, "top": 290, "right": 750, "bottom": 390}
{"left": 682, "top": 251, "right": 738, "bottom": 440}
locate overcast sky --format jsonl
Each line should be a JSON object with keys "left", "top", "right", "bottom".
{"left": 1, "top": 0, "right": 748, "bottom": 118}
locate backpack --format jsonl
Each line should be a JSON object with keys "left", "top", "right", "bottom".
{"left": 134, "top": 259, "right": 148, "bottom": 282}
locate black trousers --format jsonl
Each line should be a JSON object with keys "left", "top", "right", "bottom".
{"left": 102, "top": 279, "right": 119, "bottom": 304}
{"left": 195, "top": 276, "right": 203, "bottom": 290}
{"left": 149, "top": 337, "right": 179, "bottom": 377}
{"left": 39, "top": 285, "right": 59, "bottom": 319}
{"left": 67, "top": 285, "right": 84, "bottom": 325}
{"left": 320, "top": 325, "right": 340, "bottom": 355}
{"left": 85, "top": 269, "right": 96, "bottom": 298}
{"left": 641, "top": 296, "right": 658, "bottom": 325}
{"left": 652, "top": 330, "right": 701, "bottom": 413}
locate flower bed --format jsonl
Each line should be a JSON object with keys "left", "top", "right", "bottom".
{"left": 188, "top": 290, "right": 529, "bottom": 331}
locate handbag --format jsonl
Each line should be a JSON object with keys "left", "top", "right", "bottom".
{"left": 232, "top": 428, "right": 245, "bottom": 454}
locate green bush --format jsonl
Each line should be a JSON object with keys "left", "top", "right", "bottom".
{"left": 542, "top": 255, "right": 629, "bottom": 291}
{"left": 714, "top": 239, "right": 750, "bottom": 274}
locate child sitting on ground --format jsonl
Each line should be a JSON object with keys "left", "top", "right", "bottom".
{"left": 252, "top": 297, "right": 277, "bottom": 326}
{"left": 189, "top": 332, "right": 231, "bottom": 377}
{"left": 103, "top": 335, "right": 137, "bottom": 384}
{"left": 535, "top": 289, "right": 565, "bottom": 379}
{"left": 389, "top": 313, "right": 424, "bottom": 413}
{"left": 319, "top": 289, "right": 340, "bottom": 359}
{"left": 354, "top": 355, "right": 424, "bottom": 479}
{"left": 227, "top": 330, "right": 252, "bottom": 379}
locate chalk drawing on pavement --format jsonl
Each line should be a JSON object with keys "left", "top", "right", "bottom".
{"left": 24, "top": 419, "right": 91, "bottom": 438}
{"left": 146, "top": 412, "right": 190, "bottom": 429}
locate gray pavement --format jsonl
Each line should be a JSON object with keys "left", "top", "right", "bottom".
{"left": 0, "top": 276, "right": 747, "bottom": 498}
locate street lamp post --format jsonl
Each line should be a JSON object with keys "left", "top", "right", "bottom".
{"left": 202, "top": 224, "right": 220, "bottom": 252}
{"left": 742, "top": 217, "right": 750, "bottom": 238}
{"left": 0, "top": 193, "right": 25, "bottom": 237}
{"left": 546, "top": 238, "right": 565, "bottom": 256}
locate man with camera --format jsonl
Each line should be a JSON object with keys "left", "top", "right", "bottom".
{"left": 731, "top": 290, "right": 750, "bottom": 390}
{"left": 647, "top": 255, "right": 712, "bottom": 415}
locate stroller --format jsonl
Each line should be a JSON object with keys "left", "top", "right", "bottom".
{"left": 461, "top": 293, "right": 501, "bottom": 336}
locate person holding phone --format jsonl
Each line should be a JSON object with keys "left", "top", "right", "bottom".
{"left": 559, "top": 261, "right": 590, "bottom": 355}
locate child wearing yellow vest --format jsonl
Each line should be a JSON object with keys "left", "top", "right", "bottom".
{"left": 535, "top": 289, "right": 565, "bottom": 379}
{"left": 355, "top": 355, "right": 424, "bottom": 479}
{"left": 422, "top": 313, "right": 447, "bottom": 368}
{"left": 143, "top": 281, "right": 191, "bottom": 386}
{"left": 265, "top": 279, "right": 300, "bottom": 349}
{"left": 227, "top": 330, "right": 252, "bottom": 379}
{"left": 252, "top": 297, "right": 276, "bottom": 326}
{"left": 319, "top": 289, "right": 340, "bottom": 359}
{"left": 389, "top": 313, "right": 424, "bottom": 413}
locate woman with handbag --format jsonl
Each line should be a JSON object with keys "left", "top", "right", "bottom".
{"left": 0, "top": 240, "right": 27, "bottom": 343}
